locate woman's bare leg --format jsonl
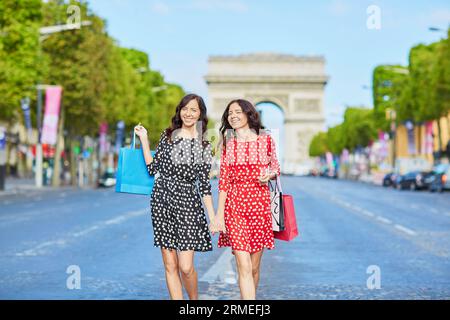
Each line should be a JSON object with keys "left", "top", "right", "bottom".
{"left": 250, "top": 249, "right": 264, "bottom": 293}
{"left": 234, "top": 250, "right": 256, "bottom": 300}
{"left": 161, "top": 248, "right": 183, "bottom": 300}
{"left": 178, "top": 250, "right": 198, "bottom": 300}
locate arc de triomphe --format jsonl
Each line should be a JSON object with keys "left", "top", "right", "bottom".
{"left": 204, "top": 53, "right": 328, "bottom": 173}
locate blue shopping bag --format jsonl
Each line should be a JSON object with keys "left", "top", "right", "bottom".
{"left": 115, "top": 132, "right": 156, "bottom": 195}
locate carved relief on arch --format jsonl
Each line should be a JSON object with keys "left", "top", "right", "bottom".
{"left": 244, "top": 95, "right": 289, "bottom": 115}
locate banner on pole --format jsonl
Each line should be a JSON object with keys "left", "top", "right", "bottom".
{"left": 99, "top": 122, "right": 108, "bottom": 156}
{"left": 21, "top": 97, "right": 33, "bottom": 140}
{"left": 405, "top": 121, "right": 416, "bottom": 155}
{"left": 424, "top": 121, "right": 434, "bottom": 155}
{"left": 41, "top": 86, "right": 62, "bottom": 145}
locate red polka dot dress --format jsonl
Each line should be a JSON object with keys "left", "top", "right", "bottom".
{"left": 218, "top": 132, "right": 280, "bottom": 254}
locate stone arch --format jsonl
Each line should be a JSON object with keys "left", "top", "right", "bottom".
{"left": 205, "top": 53, "right": 328, "bottom": 173}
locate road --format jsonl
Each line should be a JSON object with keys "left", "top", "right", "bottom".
{"left": 0, "top": 176, "right": 449, "bottom": 299}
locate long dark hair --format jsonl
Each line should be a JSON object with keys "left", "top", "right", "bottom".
{"left": 219, "top": 99, "right": 264, "bottom": 148}
{"left": 165, "top": 94, "right": 209, "bottom": 146}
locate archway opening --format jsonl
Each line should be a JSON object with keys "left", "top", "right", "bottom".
{"left": 255, "top": 101, "right": 285, "bottom": 170}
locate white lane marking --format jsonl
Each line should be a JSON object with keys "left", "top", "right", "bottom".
{"left": 322, "top": 193, "right": 417, "bottom": 237}
{"left": 350, "top": 205, "right": 363, "bottom": 211}
{"left": 296, "top": 185, "right": 421, "bottom": 238}
{"left": 394, "top": 224, "right": 417, "bottom": 236}
{"left": 15, "top": 208, "right": 148, "bottom": 257}
{"left": 430, "top": 208, "right": 439, "bottom": 214}
{"left": 361, "top": 210, "right": 375, "bottom": 217}
{"left": 375, "top": 216, "right": 392, "bottom": 224}
{"left": 200, "top": 249, "right": 237, "bottom": 285}
{"left": 71, "top": 225, "right": 100, "bottom": 238}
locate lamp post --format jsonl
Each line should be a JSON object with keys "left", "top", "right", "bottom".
{"left": 34, "top": 21, "right": 91, "bottom": 188}
{"left": 385, "top": 108, "right": 397, "bottom": 169}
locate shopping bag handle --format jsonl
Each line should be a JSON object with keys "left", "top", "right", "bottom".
{"left": 131, "top": 131, "right": 136, "bottom": 149}
{"left": 268, "top": 173, "right": 283, "bottom": 193}
{"left": 131, "top": 123, "right": 144, "bottom": 149}
{"left": 276, "top": 174, "right": 283, "bottom": 193}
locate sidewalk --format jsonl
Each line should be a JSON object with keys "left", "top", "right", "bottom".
{"left": 0, "top": 177, "right": 77, "bottom": 197}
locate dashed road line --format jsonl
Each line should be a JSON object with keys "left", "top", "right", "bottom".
{"left": 375, "top": 216, "right": 392, "bottom": 225}
{"left": 297, "top": 185, "right": 418, "bottom": 238}
{"left": 394, "top": 224, "right": 417, "bottom": 236}
{"left": 15, "top": 208, "right": 148, "bottom": 257}
{"left": 361, "top": 210, "right": 375, "bottom": 217}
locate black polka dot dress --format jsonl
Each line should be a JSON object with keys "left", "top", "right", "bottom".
{"left": 146, "top": 131, "right": 213, "bottom": 252}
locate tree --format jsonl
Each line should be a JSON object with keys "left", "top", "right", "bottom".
{"left": 342, "top": 107, "right": 377, "bottom": 152}
{"left": 408, "top": 41, "right": 447, "bottom": 150}
{"left": 432, "top": 28, "right": 450, "bottom": 141}
{"left": 327, "top": 124, "right": 345, "bottom": 155}
{"left": 372, "top": 65, "right": 409, "bottom": 130}
{"left": 41, "top": 0, "right": 116, "bottom": 137}
{"left": 0, "top": 0, "right": 43, "bottom": 123}
{"left": 309, "top": 132, "right": 328, "bottom": 157}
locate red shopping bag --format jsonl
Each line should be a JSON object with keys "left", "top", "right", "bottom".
{"left": 274, "top": 194, "right": 298, "bottom": 241}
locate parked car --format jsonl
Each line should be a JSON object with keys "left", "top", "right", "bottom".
{"left": 390, "top": 173, "right": 400, "bottom": 188}
{"left": 98, "top": 170, "right": 116, "bottom": 188}
{"left": 382, "top": 172, "right": 396, "bottom": 187}
{"left": 321, "top": 168, "right": 338, "bottom": 179}
{"left": 395, "top": 171, "right": 433, "bottom": 191}
{"left": 428, "top": 164, "right": 450, "bottom": 193}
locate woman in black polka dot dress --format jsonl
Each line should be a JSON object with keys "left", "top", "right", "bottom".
{"left": 134, "top": 94, "right": 216, "bottom": 300}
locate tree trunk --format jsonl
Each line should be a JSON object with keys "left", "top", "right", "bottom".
{"left": 70, "top": 138, "right": 78, "bottom": 186}
{"left": 437, "top": 118, "right": 443, "bottom": 156}
{"left": 447, "top": 115, "right": 450, "bottom": 140}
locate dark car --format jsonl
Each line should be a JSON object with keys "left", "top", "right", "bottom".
{"left": 382, "top": 172, "right": 396, "bottom": 187}
{"left": 395, "top": 171, "right": 432, "bottom": 191}
{"left": 98, "top": 170, "right": 116, "bottom": 188}
{"left": 390, "top": 173, "right": 400, "bottom": 188}
{"left": 321, "top": 168, "right": 338, "bottom": 179}
{"left": 428, "top": 164, "right": 450, "bottom": 193}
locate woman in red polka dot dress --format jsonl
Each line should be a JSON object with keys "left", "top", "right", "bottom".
{"left": 214, "top": 99, "right": 280, "bottom": 300}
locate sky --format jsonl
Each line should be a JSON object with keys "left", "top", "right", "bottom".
{"left": 88, "top": 0, "right": 450, "bottom": 129}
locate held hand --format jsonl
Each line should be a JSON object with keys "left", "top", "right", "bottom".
{"left": 215, "top": 215, "right": 226, "bottom": 234}
{"left": 208, "top": 216, "right": 217, "bottom": 235}
{"left": 134, "top": 124, "right": 148, "bottom": 140}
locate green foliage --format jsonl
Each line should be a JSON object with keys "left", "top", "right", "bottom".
{"left": 310, "top": 107, "right": 377, "bottom": 157}
{"left": 0, "top": 0, "right": 43, "bottom": 123}
{"left": 372, "top": 65, "right": 409, "bottom": 130}
{"left": 342, "top": 107, "right": 377, "bottom": 152}
{"left": 309, "top": 131, "right": 328, "bottom": 157}
{"left": 433, "top": 29, "right": 450, "bottom": 121}
{"left": 327, "top": 124, "right": 345, "bottom": 155}
{"left": 0, "top": 0, "right": 185, "bottom": 148}
{"left": 407, "top": 42, "right": 443, "bottom": 122}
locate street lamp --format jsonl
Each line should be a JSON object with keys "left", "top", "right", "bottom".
{"left": 34, "top": 21, "right": 91, "bottom": 188}
{"left": 385, "top": 108, "right": 397, "bottom": 169}
{"left": 152, "top": 85, "right": 168, "bottom": 93}
{"left": 39, "top": 21, "right": 92, "bottom": 41}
